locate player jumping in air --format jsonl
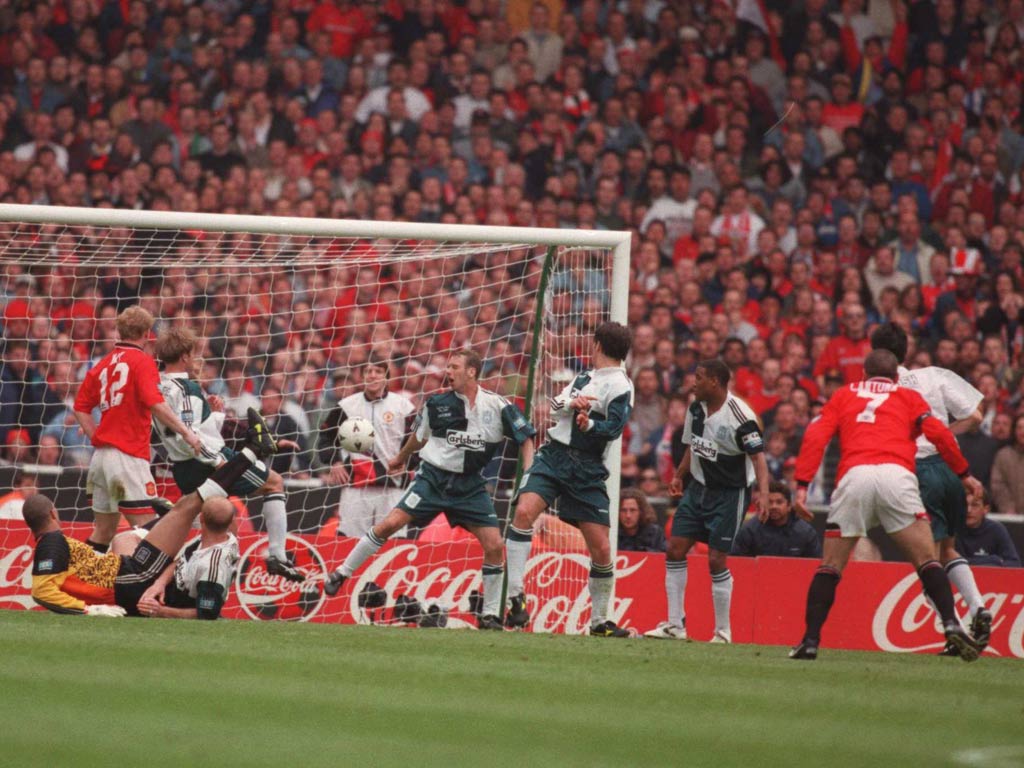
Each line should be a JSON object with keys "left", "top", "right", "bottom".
{"left": 24, "top": 408, "right": 280, "bottom": 619}
{"left": 870, "top": 322, "right": 993, "bottom": 655}
{"left": 323, "top": 350, "right": 536, "bottom": 630}
{"left": 646, "top": 358, "right": 770, "bottom": 643}
{"left": 504, "top": 321, "right": 635, "bottom": 637}
{"left": 73, "top": 306, "right": 203, "bottom": 552}
{"left": 153, "top": 327, "right": 305, "bottom": 582}
{"left": 790, "top": 349, "right": 984, "bottom": 662}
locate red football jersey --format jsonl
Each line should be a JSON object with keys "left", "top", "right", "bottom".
{"left": 795, "top": 378, "right": 969, "bottom": 486}
{"left": 74, "top": 343, "right": 164, "bottom": 460}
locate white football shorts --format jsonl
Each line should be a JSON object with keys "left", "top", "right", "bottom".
{"left": 827, "top": 463, "right": 927, "bottom": 538}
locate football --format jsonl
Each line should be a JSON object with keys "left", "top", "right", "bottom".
{"left": 338, "top": 417, "right": 375, "bottom": 454}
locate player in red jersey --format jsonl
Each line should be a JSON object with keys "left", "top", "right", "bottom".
{"left": 73, "top": 307, "right": 203, "bottom": 551}
{"left": 789, "top": 349, "right": 984, "bottom": 662}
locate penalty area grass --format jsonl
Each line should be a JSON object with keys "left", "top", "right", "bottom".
{"left": 0, "top": 610, "right": 1020, "bottom": 768}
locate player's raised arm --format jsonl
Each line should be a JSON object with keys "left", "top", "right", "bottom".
{"left": 579, "top": 390, "right": 632, "bottom": 438}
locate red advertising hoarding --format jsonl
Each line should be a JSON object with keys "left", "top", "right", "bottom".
{"left": 1, "top": 523, "right": 1021, "bottom": 657}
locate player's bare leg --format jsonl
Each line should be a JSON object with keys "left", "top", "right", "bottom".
{"left": 890, "top": 520, "right": 981, "bottom": 661}
{"left": 256, "top": 470, "right": 304, "bottom": 582}
{"left": 790, "top": 533, "right": 859, "bottom": 660}
{"left": 90, "top": 512, "right": 120, "bottom": 548}
{"left": 579, "top": 521, "right": 628, "bottom": 637}
{"left": 323, "top": 507, "right": 415, "bottom": 596}
{"left": 468, "top": 524, "right": 506, "bottom": 630}
{"left": 503, "top": 491, "right": 549, "bottom": 628}
{"left": 707, "top": 547, "right": 733, "bottom": 643}
{"left": 110, "top": 530, "right": 143, "bottom": 556}
{"left": 936, "top": 536, "right": 991, "bottom": 650}
{"left": 646, "top": 535, "right": 695, "bottom": 640}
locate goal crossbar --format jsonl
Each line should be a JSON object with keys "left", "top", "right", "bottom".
{"left": 0, "top": 204, "right": 631, "bottom": 251}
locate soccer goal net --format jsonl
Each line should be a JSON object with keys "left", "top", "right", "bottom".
{"left": 0, "top": 204, "right": 629, "bottom": 632}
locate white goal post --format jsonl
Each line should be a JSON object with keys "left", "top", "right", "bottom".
{"left": 0, "top": 203, "right": 631, "bottom": 631}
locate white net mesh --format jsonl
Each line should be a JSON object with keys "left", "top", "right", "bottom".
{"left": 0, "top": 216, "right": 619, "bottom": 631}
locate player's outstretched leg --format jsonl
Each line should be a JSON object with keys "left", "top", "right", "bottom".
{"left": 245, "top": 407, "right": 280, "bottom": 459}
{"left": 324, "top": 508, "right": 412, "bottom": 596}
{"left": 145, "top": 447, "right": 262, "bottom": 557}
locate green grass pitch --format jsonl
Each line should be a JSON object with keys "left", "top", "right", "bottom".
{"left": 1, "top": 611, "right": 1021, "bottom": 768}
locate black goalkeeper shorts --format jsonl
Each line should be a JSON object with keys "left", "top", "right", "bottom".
{"left": 114, "top": 540, "right": 172, "bottom": 616}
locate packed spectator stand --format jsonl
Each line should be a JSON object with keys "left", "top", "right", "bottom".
{"left": 1, "top": 0, "right": 1023, "bottom": 556}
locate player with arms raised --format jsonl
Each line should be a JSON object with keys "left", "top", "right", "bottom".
{"left": 504, "top": 321, "right": 635, "bottom": 637}
{"left": 870, "top": 323, "right": 993, "bottom": 654}
{"left": 154, "top": 327, "right": 304, "bottom": 582}
{"left": 790, "top": 350, "right": 984, "bottom": 662}
{"left": 645, "top": 358, "right": 770, "bottom": 643}
{"left": 73, "top": 307, "right": 203, "bottom": 552}
{"left": 318, "top": 354, "right": 416, "bottom": 537}
{"left": 323, "top": 350, "right": 536, "bottom": 630}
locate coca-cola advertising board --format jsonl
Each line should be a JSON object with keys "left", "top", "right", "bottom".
{"left": 1, "top": 522, "right": 1021, "bottom": 657}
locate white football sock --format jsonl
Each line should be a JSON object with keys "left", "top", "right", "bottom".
{"left": 481, "top": 563, "right": 504, "bottom": 617}
{"left": 666, "top": 559, "right": 688, "bottom": 627}
{"left": 339, "top": 529, "right": 386, "bottom": 577}
{"left": 711, "top": 569, "right": 733, "bottom": 634}
{"left": 263, "top": 493, "right": 288, "bottom": 561}
{"left": 589, "top": 561, "right": 614, "bottom": 626}
{"left": 505, "top": 526, "right": 533, "bottom": 596}
{"left": 946, "top": 558, "right": 984, "bottom": 619}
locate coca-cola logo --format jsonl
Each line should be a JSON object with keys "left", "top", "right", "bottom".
{"left": 872, "top": 571, "right": 1024, "bottom": 657}
{"left": 348, "top": 545, "right": 645, "bottom": 633}
{"left": 235, "top": 535, "right": 327, "bottom": 622}
{"left": 0, "top": 545, "right": 35, "bottom": 610}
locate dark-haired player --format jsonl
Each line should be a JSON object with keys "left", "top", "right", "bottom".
{"left": 505, "top": 321, "right": 635, "bottom": 637}
{"left": 790, "top": 349, "right": 984, "bottom": 661}
{"left": 318, "top": 354, "right": 416, "bottom": 537}
{"left": 646, "top": 358, "right": 769, "bottom": 642}
{"left": 870, "top": 322, "right": 992, "bottom": 653}
{"left": 323, "top": 350, "right": 536, "bottom": 631}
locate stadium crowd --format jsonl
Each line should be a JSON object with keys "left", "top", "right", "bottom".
{"left": 1, "top": 0, "right": 1024, "bottom": 523}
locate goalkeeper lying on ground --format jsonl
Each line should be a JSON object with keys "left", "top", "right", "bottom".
{"left": 23, "top": 409, "right": 279, "bottom": 618}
